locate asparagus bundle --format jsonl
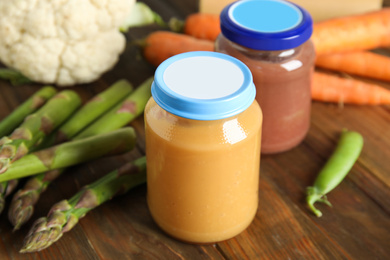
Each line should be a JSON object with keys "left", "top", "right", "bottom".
{"left": 20, "top": 156, "right": 147, "bottom": 253}
{"left": 8, "top": 78, "right": 152, "bottom": 229}
{"left": 0, "top": 86, "right": 57, "bottom": 137}
{"left": 0, "top": 90, "right": 81, "bottom": 173}
{"left": 0, "top": 86, "right": 57, "bottom": 212}
{"left": 0, "top": 127, "right": 137, "bottom": 183}
{"left": 2, "top": 81, "right": 130, "bottom": 218}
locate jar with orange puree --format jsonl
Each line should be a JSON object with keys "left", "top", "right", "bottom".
{"left": 216, "top": 0, "right": 315, "bottom": 154}
{"left": 145, "top": 51, "right": 262, "bottom": 243}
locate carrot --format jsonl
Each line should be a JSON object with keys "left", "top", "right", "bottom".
{"left": 179, "top": 9, "right": 390, "bottom": 55}
{"left": 312, "top": 71, "right": 390, "bottom": 105}
{"left": 312, "top": 8, "right": 390, "bottom": 55}
{"left": 315, "top": 51, "right": 390, "bottom": 82}
{"left": 184, "top": 13, "right": 221, "bottom": 41}
{"left": 142, "top": 31, "right": 214, "bottom": 67}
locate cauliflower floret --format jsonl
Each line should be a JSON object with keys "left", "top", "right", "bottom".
{"left": 0, "top": 0, "right": 135, "bottom": 86}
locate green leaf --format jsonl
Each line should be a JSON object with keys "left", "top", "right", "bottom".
{"left": 120, "top": 2, "right": 166, "bottom": 32}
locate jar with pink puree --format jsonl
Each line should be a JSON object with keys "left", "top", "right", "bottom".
{"left": 145, "top": 51, "right": 262, "bottom": 243}
{"left": 216, "top": 0, "right": 315, "bottom": 154}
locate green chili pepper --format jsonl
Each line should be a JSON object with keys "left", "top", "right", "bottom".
{"left": 306, "top": 129, "right": 364, "bottom": 217}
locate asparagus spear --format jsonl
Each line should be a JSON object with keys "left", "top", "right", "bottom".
{"left": 0, "top": 86, "right": 57, "bottom": 137}
{"left": 20, "top": 156, "right": 146, "bottom": 253}
{"left": 74, "top": 77, "right": 153, "bottom": 139}
{"left": 0, "top": 68, "right": 33, "bottom": 86}
{"left": 0, "top": 90, "right": 81, "bottom": 173}
{"left": 0, "top": 179, "right": 18, "bottom": 213}
{"left": 0, "top": 127, "right": 137, "bottom": 183}
{"left": 8, "top": 79, "right": 149, "bottom": 229}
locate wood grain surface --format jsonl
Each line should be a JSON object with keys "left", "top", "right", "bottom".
{"left": 0, "top": 0, "right": 390, "bottom": 259}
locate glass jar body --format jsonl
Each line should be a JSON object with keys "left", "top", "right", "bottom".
{"left": 215, "top": 34, "right": 315, "bottom": 154}
{"left": 145, "top": 97, "right": 262, "bottom": 243}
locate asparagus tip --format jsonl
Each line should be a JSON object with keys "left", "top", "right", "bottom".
{"left": 20, "top": 217, "right": 63, "bottom": 253}
{"left": 9, "top": 204, "right": 34, "bottom": 231}
{"left": 0, "top": 158, "right": 10, "bottom": 174}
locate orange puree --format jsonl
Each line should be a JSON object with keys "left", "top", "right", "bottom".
{"left": 145, "top": 98, "right": 262, "bottom": 243}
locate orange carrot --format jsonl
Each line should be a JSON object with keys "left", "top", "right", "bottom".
{"left": 312, "top": 8, "right": 390, "bottom": 55}
{"left": 181, "top": 9, "right": 390, "bottom": 55}
{"left": 184, "top": 13, "right": 221, "bottom": 41}
{"left": 142, "top": 31, "right": 214, "bottom": 67}
{"left": 312, "top": 71, "right": 390, "bottom": 105}
{"left": 179, "top": 10, "right": 390, "bottom": 55}
{"left": 315, "top": 51, "right": 390, "bottom": 82}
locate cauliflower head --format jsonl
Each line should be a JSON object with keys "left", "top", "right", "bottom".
{"left": 0, "top": 0, "right": 135, "bottom": 86}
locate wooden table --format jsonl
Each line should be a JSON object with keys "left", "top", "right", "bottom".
{"left": 1, "top": 0, "right": 390, "bottom": 259}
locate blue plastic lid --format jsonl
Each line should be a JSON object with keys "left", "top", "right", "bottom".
{"left": 220, "top": 0, "right": 313, "bottom": 50}
{"left": 151, "top": 51, "right": 256, "bottom": 121}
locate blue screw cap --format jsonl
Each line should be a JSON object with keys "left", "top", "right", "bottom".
{"left": 220, "top": 0, "right": 313, "bottom": 51}
{"left": 152, "top": 51, "right": 256, "bottom": 121}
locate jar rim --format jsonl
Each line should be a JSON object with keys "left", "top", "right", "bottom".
{"left": 152, "top": 51, "right": 256, "bottom": 121}
{"left": 220, "top": 0, "right": 313, "bottom": 51}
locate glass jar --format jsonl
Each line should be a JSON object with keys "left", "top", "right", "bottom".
{"left": 215, "top": 0, "right": 315, "bottom": 154}
{"left": 145, "top": 51, "right": 262, "bottom": 244}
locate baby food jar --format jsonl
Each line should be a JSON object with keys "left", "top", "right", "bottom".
{"left": 215, "top": 0, "right": 315, "bottom": 154}
{"left": 145, "top": 51, "right": 262, "bottom": 244}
